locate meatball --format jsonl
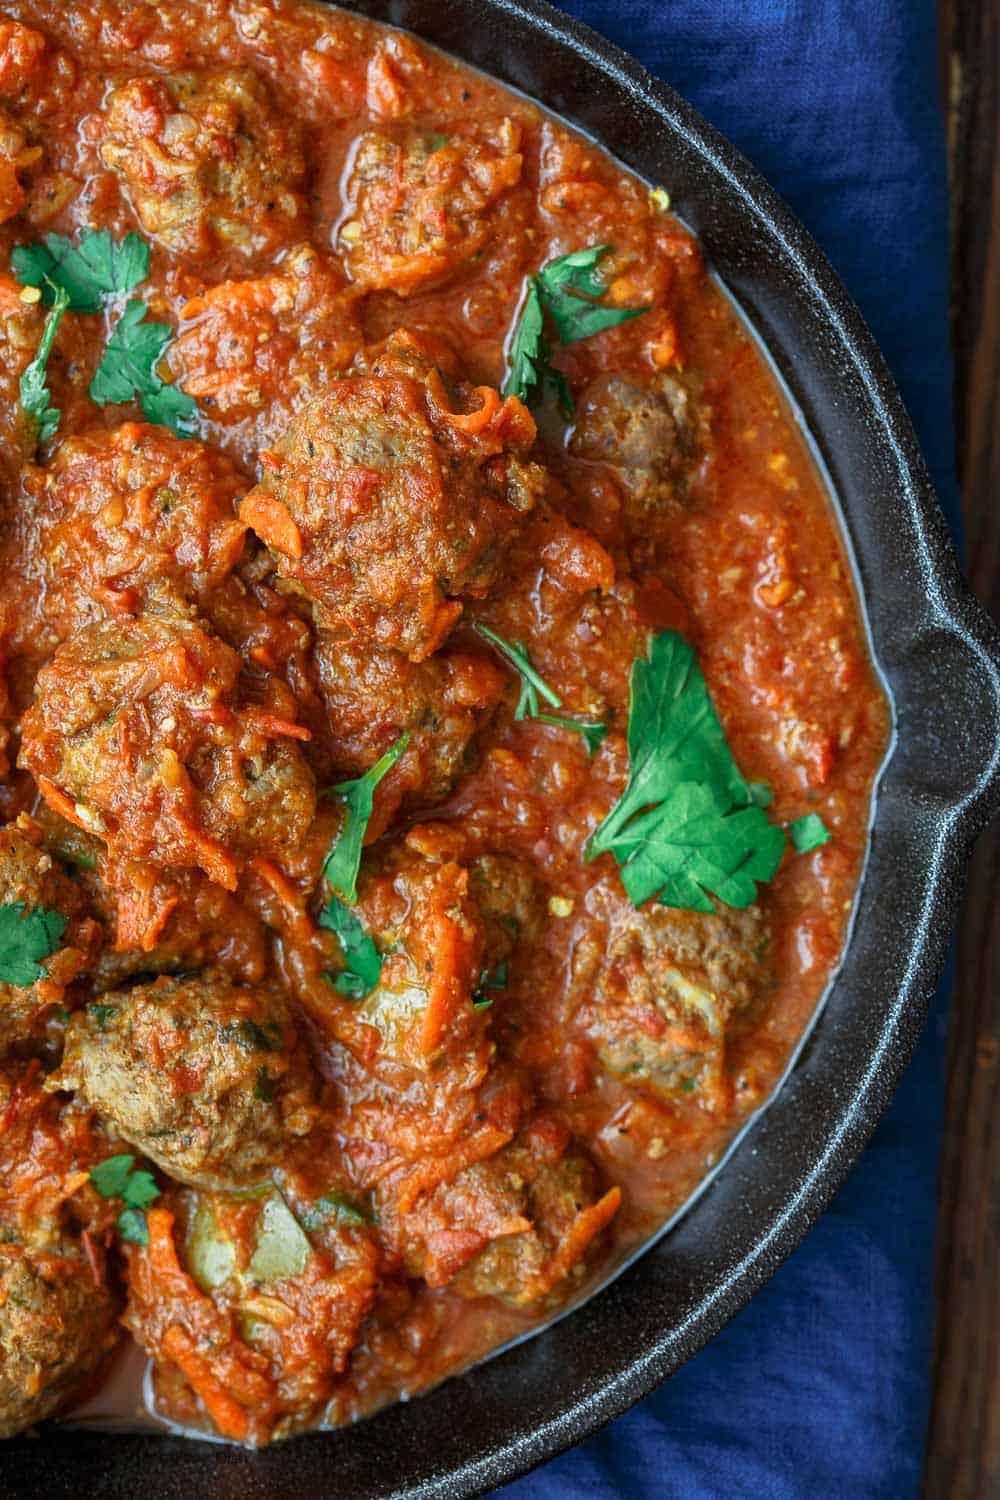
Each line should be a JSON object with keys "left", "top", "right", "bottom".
{"left": 167, "top": 246, "right": 363, "bottom": 471}
{"left": 573, "top": 890, "right": 770, "bottom": 1109}
{"left": 570, "top": 371, "right": 697, "bottom": 515}
{"left": 240, "top": 369, "right": 542, "bottom": 659}
{"left": 0, "top": 106, "right": 40, "bottom": 224}
{"left": 341, "top": 119, "right": 524, "bottom": 295}
{"left": 0, "top": 815, "right": 100, "bottom": 1056}
{"left": 50, "top": 973, "right": 317, "bottom": 1191}
{"left": 20, "top": 611, "right": 316, "bottom": 890}
{"left": 99, "top": 68, "right": 308, "bottom": 266}
{"left": 124, "top": 1187, "right": 378, "bottom": 1443}
{"left": 0, "top": 1245, "right": 118, "bottom": 1437}
{"left": 311, "top": 634, "right": 505, "bottom": 806}
{"left": 9, "top": 424, "right": 248, "bottom": 655}
{"left": 380, "top": 1114, "right": 620, "bottom": 1303}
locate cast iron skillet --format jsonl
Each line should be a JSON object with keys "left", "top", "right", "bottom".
{"left": 6, "top": 2, "right": 1000, "bottom": 1495}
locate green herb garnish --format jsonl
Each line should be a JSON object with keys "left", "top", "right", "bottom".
{"left": 321, "top": 732, "right": 411, "bottom": 903}
{"left": 790, "top": 813, "right": 831, "bottom": 853}
{"left": 89, "top": 1152, "right": 161, "bottom": 1245}
{"left": 474, "top": 624, "right": 607, "bottom": 754}
{"left": 254, "top": 1066, "right": 274, "bottom": 1102}
{"left": 319, "top": 894, "right": 382, "bottom": 998}
{"left": 87, "top": 1002, "right": 119, "bottom": 1031}
{"left": 19, "top": 283, "right": 69, "bottom": 447}
{"left": 89, "top": 298, "right": 198, "bottom": 437}
{"left": 12, "top": 228, "right": 149, "bottom": 313}
{"left": 473, "top": 960, "right": 508, "bottom": 1010}
{"left": 0, "top": 902, "right": 66, "bottom": 987}
{"left": 587, "top": 631, "right": 786, "bottom": 912}
{"left": 223, "top": 1018, "right": 283, "bottom": 1054}
{"left": 302, "top": 1192, "right": 371, "bottom": 1231}
{"left": 504, "top": 244, "right": 646, "bottom": 411}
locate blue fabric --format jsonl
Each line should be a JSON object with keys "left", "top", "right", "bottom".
{"left": 500, "top": 3, "right": 957, "bottom": 1497}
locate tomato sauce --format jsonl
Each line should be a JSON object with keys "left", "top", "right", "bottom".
{"left": 0, "top": 0, "right": 889, "bottom": 1446}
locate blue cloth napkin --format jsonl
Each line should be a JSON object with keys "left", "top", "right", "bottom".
{"left": 500, "top": 3, "right": 958, "bottom": 1496}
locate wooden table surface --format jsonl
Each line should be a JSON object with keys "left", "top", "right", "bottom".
{"left": 924, "top": 2, "right": 1000, "bottom": 1496}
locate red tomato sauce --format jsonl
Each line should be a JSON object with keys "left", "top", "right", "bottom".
{"left": 0, "top": 0, "right": 888, "bottom": 1445}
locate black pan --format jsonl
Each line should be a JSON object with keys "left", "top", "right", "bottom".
{"left": 6, "top": 1, "right": 1000, "bottom": 1494}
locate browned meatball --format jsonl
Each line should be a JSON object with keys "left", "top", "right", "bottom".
{"left": 50, "top": 973, "right": 317, "bottom": 1191}
{"left": 240, "top": 368, "right": 543, "bottom": 659}
{"left": 99, "top": 69, "right": 308, "bottom": 266}
{"left": 570, "top": 371, "right": 698, "bottom": 516}
{"left": 341, "top": 119, "right": 525, "bottom": 295}
{"left": 380, "top": 1114, "right": 620, "bottom": 1304}
{"left": 311, "top": 634, "right": 505, "bottom": 806}
{"left": 571, "top": 888, "right": 770, "bottom": 1109}
{"left": 167, "top": 246, "right": 364, "bottom": 472}
{"left": 19, "top": 611, "right": 316, "bottom": 890}
{"left": 0, "top": 815, "right": 100, "bottom": 1056}
{"left": 0, "top": 1244, "right": 118, "bottom": 1437}
{"left": 7, "top": 424, "right": 248, "bottom": 658}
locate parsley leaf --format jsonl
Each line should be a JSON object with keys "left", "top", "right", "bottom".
{"left": 87, "top": 1002, "right": 119, "bottom": 1030}
{"left": 12, "top": 228, "right": 149, "bottom": 313}
{"left": 473, "top": 960, "right": 508, "bottom": 1010}
{"left": 254, "top": 1066, "right": 274, "bottom": 1102}
{"left": 790, "top": 812, "right": 831, "bottom": 853}
{"left": 19, "top": 283, "right": 69, "bottom": 447}
{"left": 587, "top": 631, "right": 787, "bottom": 912}
{"left": 504, "top": 244, "right": 645, "bottom": 410}
{"left": 474, "top": 624, "right": 607, "bottom": 753}
{"left": 0, "top": 901, "right": 67, "bottom": 986}
{"left": 319, "top": 894, "right": 382, "bottom": 998}
{"left": 321, "top": 732, "right": 411, "bottom": 902}
{"left": 89, "top": 298, "right": 197, "bottom": 437}
{"left": 90, "top": 1153, "right": 160, "bottom": 1244}
{"left": 537, "top": 244, "right": 646, "bottom": 345}
{"left": 608, "top": 781, "right": 786, "bottom": 913}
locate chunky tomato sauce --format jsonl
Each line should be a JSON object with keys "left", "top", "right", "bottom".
{"left": 0, "top": 0, "right": 888, "bottom": 1447}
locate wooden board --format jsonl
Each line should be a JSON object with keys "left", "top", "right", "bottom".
{"left": 925, "top": 2, "right": 1000, "bottom": 1496}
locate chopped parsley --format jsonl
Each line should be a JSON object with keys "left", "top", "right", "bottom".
{"left": 321, "top": 731, "right": 411, "bottom": 903}
{"left": 254, "top": 1066, "right": 274, "bottom": 1102}
{"left": 473, "top": 623, "right": 607, "bottom": 754}
{"left": 19, "top": 283, "right": 69, "bottom": 447}
{"left": 0, "top": 902, "right": 67, "bottom": 987}
{"left": 473, "top": 960, "right": 508, "bottom": 1010}
{"left": 587, "top": 631, "right": 786, "bottom": 913}
{"left": 504, "top": 244, "right": 646, "bottom": 411}
{"left": 89, "top": 1152, "right": 161, "bottom": 1246}
{"left": 87, "top": 1002, "right": 119, "bottom": 1031}
{"left": 90, "top": 299, "right": 198, "bottom": 437}
{"left": 790, "top": 812, "right": 831, "bottom": 853}
{"left": 319, "top": 894, "right": 382, "bottom": 998}
{"left": 12, "top": 228, "right": 149, "bottom": 313}
{"left": 302, "top": 1192, "right": 371, "bottom": 1231}
{"left": 223, "top": 1018, "right": 283, "bottom": 1054}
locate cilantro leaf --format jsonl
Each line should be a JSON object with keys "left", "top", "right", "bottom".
{"left": 790, "top": 812, "right": 831, "bottom": 853}
{"left": 19, "top": 283, "right": 69, "bottom": 448}
{"left": 588, "top": 631, "right": 750, "bottom": 859}
{"left": 89, "top": 298, "right": 198, "bottom": 437}
{"left": 474, "top": 624, "right": 607, "bottom": 753}
{"left": 611, "top": 782, "right": 786, "bottom": 913}
{"left": 537, "top": 244, "right": 645, "bottom": 345}
{"left": 12, "top": 228, "right": 149, "bottom": 313}
{"left": 89, "top": 1154, "right": 137, "bottom": 1199}
{"left": 504, "top": 244, "right": 646, "bottom": 410}
{"left": 0, "top": 901, "right": 67, "bottom": 986}
{"left": 321, "top": 732, "right": 411, "bottom": 902}
{"left": 319, "top": 894, "right": 382, "bottom": 997}
{"left": 116, "top": 1207, "right": 150, "bottom": 1245}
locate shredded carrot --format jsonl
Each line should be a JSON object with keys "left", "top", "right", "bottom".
{"left": 243, "top": 709, "right": 312, "bottom": 741}
{"left": 420, "top": 910, "right": 470, "bottom": 1056}
{"left": 251, "top": 856, "right": 314, "bottom": 947}
{"left": 395, "top": 1126, "right": 513, "bottom": 1216}
{"left": 437, "top": 383, "right": 501, "bottom": 435}
{"left": 162, "top": 1324, "right": 251, "bottom": 1443}
{"left": 239, "top": 491, "right": 303, "bottom": 560}
{"left": 35, "top": 777, "right": 89, "bottom": 832}
{"left": 519, "top": 1186, "right": 622, "bottom": 1305}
